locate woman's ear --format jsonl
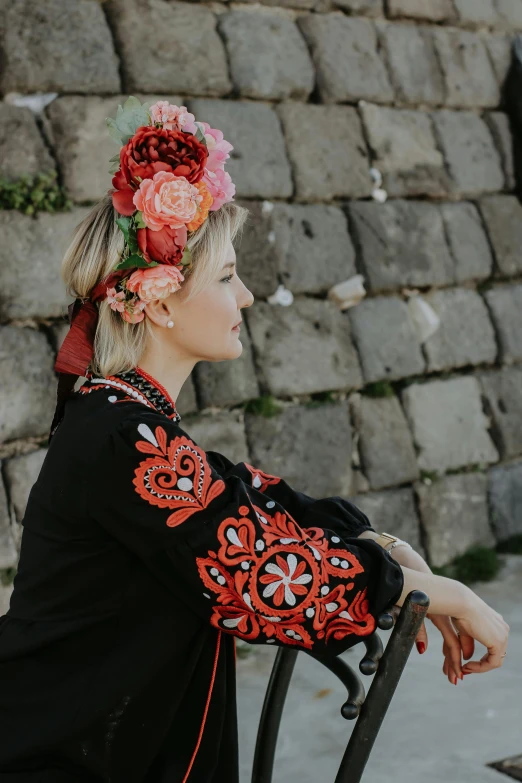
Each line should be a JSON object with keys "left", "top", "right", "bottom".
{"left": 143, "top": 297, "right": 175, "bottom": 328}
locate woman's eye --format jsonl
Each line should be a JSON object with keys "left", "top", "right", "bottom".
{"left": 221, "top": 274, "right": 234, "bottom": 283}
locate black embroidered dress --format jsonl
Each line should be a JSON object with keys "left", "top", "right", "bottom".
{"left": 0, "top": 367, "right": 404, "bottom": 783}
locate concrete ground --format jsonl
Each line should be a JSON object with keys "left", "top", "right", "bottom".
{"left": 237, "top": 554, "right": 522, "bottom": 783}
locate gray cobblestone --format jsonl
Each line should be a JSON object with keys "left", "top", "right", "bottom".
{"left": 4, "top": 449, "right": 46, "bottom": 524}
{"left": 349, "top": 296, "right": 425, "bottom": 383}
{"left": 351, "top": 394, "right": 419, "bottom": 490}
{"left": 352, "top": 488, "right": 424, "bottom": 555}
{"left": 0, "top": 0, "right": 120, "bottom": 94}
{"left": 416, "top": 473, "right": 495, "bottom": 568}
{"left": 0, "top": 104, "right": 55, "bottom": 182}
{"left": 386, "top": 0, "right": 455, "bottom": 22}
{"left": 348, "top": 200, "right": 454, "bottom": 292}
{"left": 484, "top": 113, "right": 516, "bottom": 191}
{"left": 424, "top": 288, "right": 497, "bottom": 371}
{"left": 485, "top": 33, "right": 514, "bottom": 85}
{"left": 0, "top": 327, "right": 57, "bottom": 443}
{"left": 479, "top": 196, "right": 522, "bottom": 276}
{"left": 484, "top": 283, "right": 522, "bottom": 363}
{"left": 478, "top": 366, "right": 522, "bottom": 459}
{"left": 379, "top": 23, "right": 444, "bottom": 106}
{"left": 360, "top": 104, "right": 449, "bottom": 197}
{"left": 105, "top": 0, "right": 230, "bottom": 96}
{"left": 495, "top": 0, "right": 522, "bottom": 30}
{"left": 298, "top": 15, "right": 393, "bottom": 103}
{"left": 489, "top": 460, "right": 522, "bottom": 541}
{"left": 432, "top": 28, "right": 500, "bottom": 108}
{"left": 219, "top": 11, "right": 314, "bottom": 101}
{"left": 401, "top": 377, "right": 499, "bottom": 473}
{"left": 0, "top": 208, "right": 89, "bottom": 320}
{"left": 190, "top": 100, "right": 292, "bottom": 199}
{"left": 440, "top": 202, "right": 494, "bottom": 283}
{"left": 452, "top": 0, "right": 498, "bottom": 27}
{"left": 246, "top": 298, "right": 363, "bottom": 396}
{"left": 186, "top": 411, "right": 249, "bottom": 466}
{"left": 278, "top": 103, "right": 372, "bottom": 201}
{"left": 246, "top": 402, "right": 354, "bottom": 497}
{"left": 0, "top": 477, "right": 17, "bottom": 570}
{"left": 195, "top": 328, "right": 260, "bottom": 408}
{"left": 176, "top": 377, "right": 198, "bottom": 417}
{"left": 332, "top": 0, "right": 382, "bottom": 15}
{"left": 432, "top": 110, "right": 505, "bottom": 196}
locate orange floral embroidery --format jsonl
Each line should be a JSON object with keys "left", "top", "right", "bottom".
{"left": 132, "top": 423, "right": 225, "bottom": 526}
{"left": 196, "top": 504, "right": 375, "bottom": 650}
{"left": 244, "top": 463, "right": 281, "bottom": 493}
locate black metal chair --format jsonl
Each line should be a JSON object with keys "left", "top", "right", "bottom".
{"left": 251, "top": 589, "right": 430, "bottom": 783}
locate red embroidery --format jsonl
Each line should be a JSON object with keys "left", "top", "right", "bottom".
{"left": 196, "top": 504, "right": 375, "bottom": 651}
{"left": 132, "top": 423, "right": 225, "bottom": 527}
{"left": 244, "top": 463, "right": 281, "bottom": 493}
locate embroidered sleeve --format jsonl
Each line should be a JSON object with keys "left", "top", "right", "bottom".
{"left": 205, "top": 450, "right": 375, "bottom": 539}
{"left": 93, "top": 413, "right": 404, "bottom": 658}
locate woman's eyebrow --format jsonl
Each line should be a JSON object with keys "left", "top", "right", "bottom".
{"left": 222, "top": 261, "right": 236, "bottom": 269}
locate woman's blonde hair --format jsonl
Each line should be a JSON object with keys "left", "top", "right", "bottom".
{"left": 61, "top": 195, "right": 249, "bottom": 377}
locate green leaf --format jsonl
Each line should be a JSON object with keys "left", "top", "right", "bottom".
{"left": 108, "top": 153, "right": 120, "bottom": 164}
{"left": 180, "top": 246, "right": 192, "bottom": 266}
{"left": 116, "top": 215, "right": 132, "bottom": 241}
{"left": 195, "top": 126, "right": 207, "bottom": 145}
{"left": 106, "top": 117, "right": 123, "bottom": 146}
{"left": 134, "top": 211, "right": 147, "bottom": 229}
{"left": 114, "top": 253, "right": 150, "bottom": 270}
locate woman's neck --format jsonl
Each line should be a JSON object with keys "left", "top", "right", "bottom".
{"left": 136, "top": 352, "right": 196, "bottom": 403}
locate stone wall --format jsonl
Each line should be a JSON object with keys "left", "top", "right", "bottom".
{"left": 1, "top": 0, "right": 522, "bottom": 608}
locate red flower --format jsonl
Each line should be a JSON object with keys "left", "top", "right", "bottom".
{"left": 137, "top": 224, "right": 188, "bottom": 267}
{"left": 111, "top": 169, "right": 136, "bottom": 216}
{"left": 119, "top": 126, "right": 208, "bottom": 188}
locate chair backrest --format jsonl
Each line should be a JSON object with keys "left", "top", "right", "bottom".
{"left": 251, "top": 589, "right": 430, "bottom": 783}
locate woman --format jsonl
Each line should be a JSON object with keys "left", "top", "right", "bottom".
{"left": 0, "top": 99, "right": 509, "bottom": 782}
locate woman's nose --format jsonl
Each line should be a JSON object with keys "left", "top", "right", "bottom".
{"left": 240, "top": 281, "right": 254, "bottom": 309}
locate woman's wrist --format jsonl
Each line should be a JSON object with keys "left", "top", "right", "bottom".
{"left": 396, "top": 565, "right": 473, "bottom": 617}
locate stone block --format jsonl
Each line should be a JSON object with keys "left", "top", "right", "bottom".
{"left": 195, "top": 328, "right": 260, "bottom": 408}
{"left": 416, "top": 473, "right": 494, "bottom": 568}
{"left": 386, "top": 0, "right": 455, "bottom": 22}
{"left": 440, "top": 202, "right": 493, "bottom": 284}
{"left": 190, "top": 99, "right": 292, "bottom": 199}
{"left": 349, "top": 296, "right": 425, "bottom": 384}
{"left": 46, "top": 95, "right": 179, "bottom": 203}
{"left": 0, "top": 0, "right": 120, "bottom": 94}
{"left": 0, "top": 476, "right": 17, "bottom": 570}
{"left": 297, "top": 15, "right": 393, "bottom": 103}
{"left": 277, "top": 103, "right": 372, "bottom": 201}
{"left": 105, "top": 0, "right": 230, "bottom": 96}
{"left": 359, "top": 104, "right": 449, "bottom": 197}
{"left": 0, "top": 585, "right": 13, "bottom": 616}
{"left": 352, "top": 488, "right": 424, "bottom": 554}
{"left": 218, "top": 11, "right": 314, "bottom": 101}
{"left": 485, "top": 34, "right": 514, "bottom": 86}
{"left": 432, "top": 28, "right": 500, "bottom": 108}
{"left": 237, "top": 201, "right": 356, "bottom": 298}
{"left": 0, "top": 208, "right": 89, "bottom": 319}
{"left": 0, "top": 327, "right": 57, "bottom": 443}
{"left": 479, "top": 196, "right": 522, "bottom": 276}
{"left": 489, "top": 460, "right": 522, "bottom": 540}
{"left": 0, "top": 104, "right": 55, "bottom": 182}
{"left": 401, "top": 377, "right": 499, "bottom": 473}
{"left": 184, "top": 410, "right": 249, "bottom": 466}
{"left": 246, "top": 402, "right": 354, "bottom": 497}
{"left": 4, "top": 449, "right": 46, "bottom": 524}
{"left": 484, "top": 283, "right": 522, "bottom": 363}
{"left": 348, "top": 200, "right": 454, "bottom": 292}
{"left": 246, "top": 298, "right": 363, "bottom": 396}
{"left": 495, "top": 0, "right": 522, "bottom": 30}
{"left": 432, "top": 110, "right": 505, "bottom": 195}
{"left": 424, "top": 288, "right": 497, "bottom": 371}
{"left": 176, "top": 377, "right": 198, "bottom": 417}
{"left": 452, "top": 0, "right": 498, "bottom": 27}
{"left": 478, "top": 366, "right": 522, "bottom": 459}
{"left": 351, "top": 394, "right": 419, "bottom": 490}
{"left": 485, "top": 112, "right": 515, "bottom": 190}
{"left": 379, "top": 24, "right": 444, "bottom": 106}
{"left": 331, "top": 0, "right": 382, "bottom": 14}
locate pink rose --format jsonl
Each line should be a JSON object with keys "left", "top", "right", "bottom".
{"left": 199, "top": 122, "right": 233, "bottom": 172}
{"left": 121, "top": 299, "right": 147, "bottom": 324}
{"left": 204, "top": 168, "right": 236, "bottom": 211}
{"left": 149, "top": 101, "right": 197, "bottom": 133}
{"left": 106, "top": 287, "right": 126, "bottom": 312}
{"left": 126, "top": 265, "right": 185, "bottom": 302}
{"left": 133, "top": 171, "right": 202, "bottom": 231}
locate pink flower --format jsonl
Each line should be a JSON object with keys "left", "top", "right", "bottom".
{"left": 121, "top": 299, "right": 147, "bottom": 324}
{"left": 106, "top": 287, "right": 126, "bottom": 312}
{"left": 133, "top": 171, "right": 202, "bottom": 231}
{"left": 204, "top": 168, "right": 236, "bottom": 211}
{"left": 149, "top": 101, "right": 196, "bottom": 133}
{"left": 126, "top": 265, "right": 185, "bottom": 302}
{"left": 199, "top": 122, "right": 233, "bottom": 172}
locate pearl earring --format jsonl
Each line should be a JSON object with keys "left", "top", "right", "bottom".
{"left": 167, "top": 320, "right": 174, "bottom": 328}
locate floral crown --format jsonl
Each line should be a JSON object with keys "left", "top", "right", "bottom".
{"left": 102, "top": 96, "right": 236, "bottom": 324}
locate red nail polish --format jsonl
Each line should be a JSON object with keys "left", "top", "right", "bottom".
{"left": 416, "top": 641, "right": 426, "bottom": 654}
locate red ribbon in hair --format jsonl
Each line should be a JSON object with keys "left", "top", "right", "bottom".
{"left": 49, "top": 269, "right": 129, "bottom": 442}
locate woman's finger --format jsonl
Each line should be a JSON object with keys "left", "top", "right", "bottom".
{"left": 462, "top": 646, "right": 507, "bottom": 674}
{"left": 451, "top": 619, "right": 475, "bottom": 660}
{"left": 415, "top": 620, "right": 428, "bottom": 653}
